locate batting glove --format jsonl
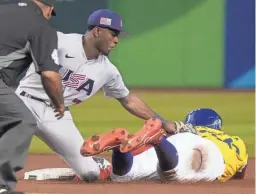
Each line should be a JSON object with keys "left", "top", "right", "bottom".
{"left": 173, "top": 121, "right": 198, "bottom": 135}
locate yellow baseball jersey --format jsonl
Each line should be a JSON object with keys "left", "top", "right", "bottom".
{"left": 196, "top": 126, "right": 248, "bottom": 182}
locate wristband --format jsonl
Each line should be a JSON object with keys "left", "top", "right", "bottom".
{"left": 153, "top": 114, "right": 167, "bottom": 126}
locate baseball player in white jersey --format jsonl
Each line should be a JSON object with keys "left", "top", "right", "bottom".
{"left": 81, "top": 117, "right": 226, "bottom": 183}
{"left": 15, "top": 9, "right": 186, "bottom": 182}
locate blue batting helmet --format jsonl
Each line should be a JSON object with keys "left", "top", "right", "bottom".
{"left": 184, "top": 108, "right": 222, "bottom": 130}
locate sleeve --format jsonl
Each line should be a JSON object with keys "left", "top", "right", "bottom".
{"left": 233, "top": 136, "right": 248, "bottom": 170}
{"left": 232, "top": 164, "right": 247, "bottom": 179}
{"left": 28, "top": 24, "right": 60, "bottom": 73}
{"left": 102, "top": 65, "right": 129, "bottom": 99}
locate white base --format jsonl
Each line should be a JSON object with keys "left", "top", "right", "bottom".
{"left": 24, "top": 168, "right": 76, "bottom": 181}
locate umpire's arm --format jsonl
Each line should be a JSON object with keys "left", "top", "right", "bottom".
{"left": 28, "top": 24, "right": 65, "bottom": 119}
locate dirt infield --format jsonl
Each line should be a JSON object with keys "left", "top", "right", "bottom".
{"left": 16, "top": 154, "right": 255, "bottom": 194}
{"left": 129, "top": 88, "right": 255, "bottom": 93}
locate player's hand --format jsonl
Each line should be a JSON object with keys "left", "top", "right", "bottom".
{"left": 54, "top": 104, "right": 65, "bottom": 119}
{"left": 173, "top": 121, "right": 199, "bottom": 135}
{"left": 182, "top": 123, "right": 199, "bottom": 135}
{"left": 162, "top": 122, "right": 176, "bottom": 134}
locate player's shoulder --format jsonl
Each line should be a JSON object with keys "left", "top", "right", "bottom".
{"left": 97, "top": 54, "right": 112, "bottom": 65}
{"left": 196, "top": 126, "right": 217, "bottom": 132}
{"left": 98, "top": 54, "right": 120, "bottom": 73}
{"left": 57, "top": 31, "right": 83, "bottom": 49}
{"left": 57, "top": 31, "right": 82, "bottom": 40}
{"left": 196, "top": 126, "right": 226, "bottom": 136}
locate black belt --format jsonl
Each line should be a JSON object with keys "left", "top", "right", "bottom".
{"left": 20, "top": 91, "right": 69, "bottom": 111}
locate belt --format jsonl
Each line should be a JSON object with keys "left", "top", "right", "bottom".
{"left": 20, "top": 91, "right": 69, "bottom": 111}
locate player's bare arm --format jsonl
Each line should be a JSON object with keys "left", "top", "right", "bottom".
{"left": 41, "top": 71, "right": 65, "bottom": 119}
{"left": 116, "top": 93, "right": 177, "bottom": 134}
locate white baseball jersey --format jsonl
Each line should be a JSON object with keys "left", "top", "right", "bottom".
{"left": 15, "top": 32, "right": 129, "bottom": 181}
{"left": 17, "top": 32, "right": 129, "bottom": 106}
{"left": 110, "top": 133, "right": 225, "bottom": 183}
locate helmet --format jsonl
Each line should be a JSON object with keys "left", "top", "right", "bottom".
{"left": 184, "top": 108, "right": 222, "bottom": 130}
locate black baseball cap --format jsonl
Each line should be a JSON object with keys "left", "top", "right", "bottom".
{"left": 37, "top": 0, "right": 56, "bottom": 16}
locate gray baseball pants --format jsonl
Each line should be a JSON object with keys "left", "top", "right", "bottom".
{"left": 0, "top": 79, "right": 37, "bottom": 191}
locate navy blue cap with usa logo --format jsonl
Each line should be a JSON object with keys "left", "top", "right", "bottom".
{"left": 87, "top": 9, "right": 129, "bottom": 35}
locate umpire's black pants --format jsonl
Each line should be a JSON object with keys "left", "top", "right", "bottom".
{"left": 0, "top": 79, "right": 37, "bottom": 191}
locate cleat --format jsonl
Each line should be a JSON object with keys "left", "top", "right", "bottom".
{"left": 91, "top": 135, "right": 100, "bottom": 141}
{"left": 93, "top": 143, "right": 100, "bottom": 151}
{"left": 120, "top": 118, "right": 165, "bottom": 153}
{"left": 92, "top": 157, "right": 112, "bottom": 182}
{"left": 131, "top": 144, "right": 153, "bottom": 155}
{"left": 80, "top": 128, "right": 129, "bottom": 156}
{"left": 73, "top": 157, "right": 112, "bottom": 182}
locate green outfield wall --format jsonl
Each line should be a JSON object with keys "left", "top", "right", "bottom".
{"left": 108, "top": 0, "right": 224, "bottom": 87}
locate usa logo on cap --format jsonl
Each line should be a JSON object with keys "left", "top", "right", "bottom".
{"left": 100, "top": 17, "right": 112, "bottom": 26}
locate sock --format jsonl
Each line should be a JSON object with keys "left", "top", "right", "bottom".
{"left": 112, "top": 148, "right": 133, "bottom": 176}
{"left": 154, "top": 136, "right": 178, "bottom": 171}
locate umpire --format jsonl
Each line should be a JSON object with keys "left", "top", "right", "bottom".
{"left": 0, "top": 0, "right": 65, "bottom": 193}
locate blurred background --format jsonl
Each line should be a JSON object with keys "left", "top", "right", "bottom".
{"left": 31, "top": 0, "right": 255, "bottom": 156}
{"left": 50, "top": 0, "right": 255, "bottom": 89}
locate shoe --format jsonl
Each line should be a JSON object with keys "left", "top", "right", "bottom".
{"left": 72, "top": 175, "right": 82, "bottom": 181}
{"left": 98, "top": 163, "right": 112, "bottom": 182}
{"left": 120, "top": 118, "right": 165, "bottom": 153}
{"left": 0, "top": 189, "right": 7, "bottom": 194}
{"left": 0, "top": 188, "right": 24, "bottom": 194}
{"left": 92, "top": 157, "right": 112, "bottom": 181}
{"left": 72, "top": 157, "right": 112, "bottom": 182}
{"left": 80, "top": 128, "right": 129, "bottom": 156}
